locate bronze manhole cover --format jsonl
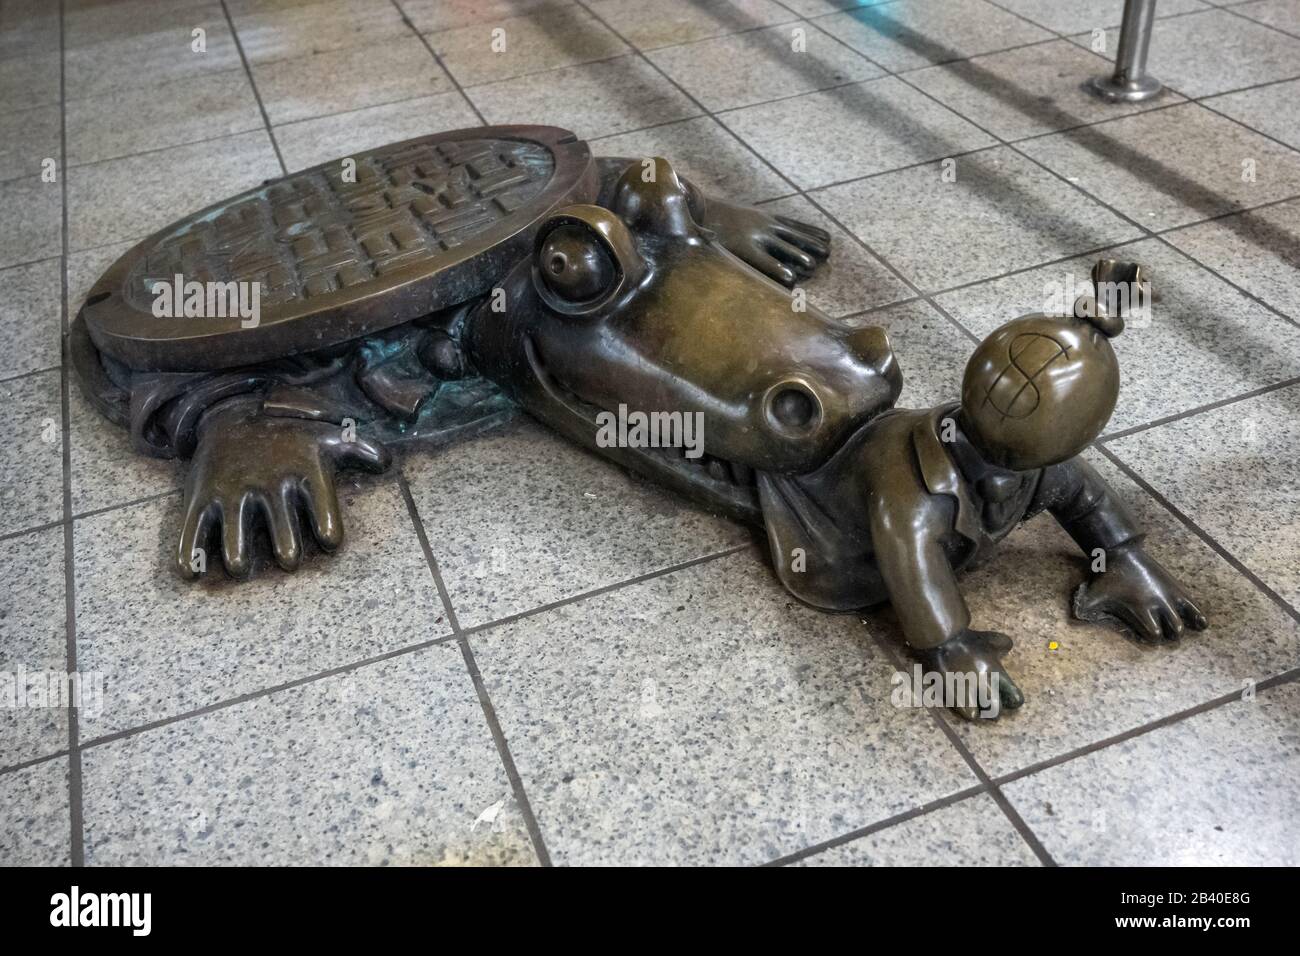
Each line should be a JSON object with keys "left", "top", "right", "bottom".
{"left": 80, "top": 125, "right": 597, "bottom": 371}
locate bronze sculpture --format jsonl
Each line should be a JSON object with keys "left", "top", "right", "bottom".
{"left": 71, "top": 126, "right": 1206, "bottom": 719}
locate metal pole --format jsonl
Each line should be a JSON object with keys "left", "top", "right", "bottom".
{"left": 1088, "top": 0, "right": 1162, "bottom": 102}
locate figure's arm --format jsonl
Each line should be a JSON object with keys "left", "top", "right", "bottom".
{"left": 868, "top": 491, "right": 1023, "bottom": 718}
{"left": 176, "top": 392, "right": 390, "bottom": 579}
{"left": 1033, "top": 457, "right": 1207, "bottom": 640}
{"left": 595, "top": 156, "right": 830, "bottom": 286}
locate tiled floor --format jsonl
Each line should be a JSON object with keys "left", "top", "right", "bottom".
{"left": 1, "top": 0, "right": 1298, "bottom": 867}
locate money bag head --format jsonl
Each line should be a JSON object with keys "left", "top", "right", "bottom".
{"left": 960, "top": 305, "right": 1123, "bottom": 472}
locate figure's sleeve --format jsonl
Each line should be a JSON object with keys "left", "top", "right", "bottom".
{"left": 868, "top": 490, "right": 971, "bottom": 650}
{"left": 1031, "top": 457, "right": 1144, "bottom": 553}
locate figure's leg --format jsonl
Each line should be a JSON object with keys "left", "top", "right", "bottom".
{"left": 595, "top": 156, "right": 830, "bottom": 287}
{"left": 1034, "top": 457, "right": 1208, "bottom": 641}
{"left": 869, "top": 493, "right": 1025, "bottom": 719}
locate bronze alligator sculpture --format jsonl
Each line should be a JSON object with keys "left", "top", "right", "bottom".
{"left": 71, "top": 126, "right": 1206, "bottom": 718}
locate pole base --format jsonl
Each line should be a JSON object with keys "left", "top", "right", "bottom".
{"left": 1088, "top": 72, "right": 1163, "bottom": 103}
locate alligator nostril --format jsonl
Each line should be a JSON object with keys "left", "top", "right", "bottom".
{"left": 549, "top": 253, "right": 567, "bottom": 274}
{"left": 766, "top": 383, "right": 820, "bottom": 434}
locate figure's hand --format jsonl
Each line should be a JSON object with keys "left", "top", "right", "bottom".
{"left": 177, "top": 411, "right": 390, "bottom": 579}
{"left": 1073, "top": 543, "right": 1208, "bottom": 642}
{"left": 702, "top": 197, "right": 830, "bottom": 286}
{"left": 921, "top": 629, "right": 1025, "bottom": 720}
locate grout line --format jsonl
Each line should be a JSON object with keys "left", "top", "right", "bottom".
{"left": 219, "top": 0, "right": 288, "bottom": 175}
{"left": 1099, "top": 375, "right": 1300, "bottom": 443}
{"left": 0, "top": 253, "right": 66, "bottom": 273}
{"left": 764, "top": 783, "right": 988, "bottom": 866}
{"left": 1, "top": 535, "right": 753, "bottom": 773}
{"left": 457, "top": 541, "right": 755, "bottom": 637}
{"left": 55, "top": 0, "right": 84, "bottom": 869}
{"left": 0, "top": 364, "right": 62, "bottom": 387}
{"left": 72, "top": 631, "right": 463, "bottom": 753}
{"left": 388, "top": 0, "right": 489, "bottom": 127}
{"left": 864, "top": 627, "right": 1056, "bottom": 866}
{"left": 992, "top": 668, "right": 1300, "bottom": 787}
{"left": 64, "top": 124, "right": 270, "bottom": 172}
{"left": 0, "top": 749, "right": 73, "bottom": 779}
{"left": 396, "top": 472, "right": 553, "bottom": 866}
{"left": 0, "top": 490, "right": 183, "bottom": 547}
{"left": 1094, "top": 444, "right": 1300, "bottom": 625}
{"left": 569, "top": 0, "right": 800, "bottom": 195}
{"left": 1214, "top": 0, "right": 1300, "bottom": 45}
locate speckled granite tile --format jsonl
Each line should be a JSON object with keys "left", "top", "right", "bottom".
{"left": 81, "top": 645, "right": 536, "bottom": 865}
{"left": 274, "top": 92, "right": 482, "bottom": 172}
{"left": 1020, "top": 104, "right": 1300, "bottom": 233}
{"left": 592, "top": 116, "right": 791, "bottom": 204}
{"left": 796, "top": 794, "right": 1041, "bottom": 865}
{"left": 66, "top": 70, "right": 262, "bottom": 167}
{"left": 931, "top": 451, "right": 1299, "bottom": 777}
{"left": 252, "top": 36, "right": 453, "bottom": 126}
{"left": 0, "top": 371, "right": 62, "bottom": 537}
{"left": 862, "top": 300, "right": 967, "bottom": 409}
{"left": 993, "top": 0, "right": 1208, "bottom": 34}
{"left": 1203, "top": 78, "right": 1300, "bottom": 153}
{"left": 756, "top": 195, "right": 911, "bottom": 316}
{"left": 815, "top": 0, "right": 1053, "bottom": 73}
{"left": 905, "top": 40, "right": 1184, "bottom": 143}
{"left": 0, "top": 105, "right": 60, "bottom": 184}
{"left": 0, "top": 49, "right": 62, "bottom": 114}
{"left": 400, "top": 0, "right": 572, "bottom": 34}
{"left": 0, "top": 258, "right": 61, "bottom": 380}
{"left": 647, "top": 21, "right": 881, "bottom": 113}
{"left": 0, "top": 527, "right": 67, "bottom": 768}
{"left": 430, "top": 6, "right": 628, "bottom": 88}
{"left": 934, "top": 238, "right": 1300, "bottom": 433}
{"left": 1067, "top": 9, "right": 1300, "bottom": 99}
{"left": 469, "top": 55, "right": 699, "bottom": 140}
{"left": 1164, "top": 199, "right": 1300, "bottom": 321}
{"left": 68, "top": 383, "right": 183, "bottom": 515}
{"left": 1004, "top": 681, "right": 1300, "bottom": 865}
{"left": 0, "top": 2, "right": 60, "bottom": 60}
{"left": 0, "top": 175, "right": 61, "bottom": 269}
{"left": 472, "top": 550, "right": 977, "bottom": 865}
{"left": 1108, "top": 384, "right": 1300, "bottom": 613}
{"left": 406, "top": 419, "right": 749, "bottom": 628}
{"left": 724, "top": 75, "right": 995, "bottom": 190}
{"left": 64, "top": 0, "right": 219, "bottom": 46}
{"left": 589, "top": 0, "right": 795, "bottom": 49}
{"left": 0, "top": 758, "right": 70, "bottom": 866}
{"left": 232, "top": 0, "right": 409, "bottom": 66}
{"left": 64, "top": 10, "right": 242, "bottom": 100}
{"left": 74, "top": 477, "right": 449, "bottom": 737}
{"left": 816, "top": 146, "right": 1140, "bottom": 290}
{"left": 1235, "top": 0, "right": 1300, "bottom": 35}
{"left": 66, "top": 130, "right": 281, "bottom": 253}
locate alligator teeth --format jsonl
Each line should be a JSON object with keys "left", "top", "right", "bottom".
{"left": 706, "top": 457, "right": 728, "bottom": 481}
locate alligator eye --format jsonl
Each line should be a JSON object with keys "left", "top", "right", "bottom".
{"left": 537, "top": 223, "right": 617, "bottom": 303}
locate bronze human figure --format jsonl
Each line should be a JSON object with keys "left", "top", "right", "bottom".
{"left": 758, "top": 261, "right": 1207, "bottom": 716}
{"left": 71, "top": 126, "right": 1207, "bottom": 719}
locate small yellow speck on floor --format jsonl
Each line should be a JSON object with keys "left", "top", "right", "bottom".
{"left": 1048, "top": 641, "right": 1059, "bottom": 651}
